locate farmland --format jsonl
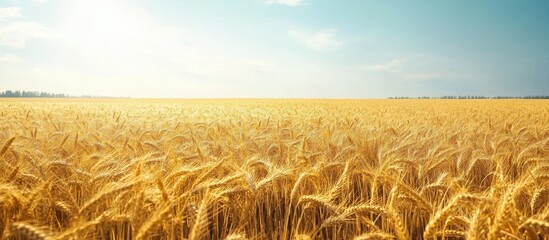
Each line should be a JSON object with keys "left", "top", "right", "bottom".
{"left": 1, "top": 99, "right": 548, "bottom": 239}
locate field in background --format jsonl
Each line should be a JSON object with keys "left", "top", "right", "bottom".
{"left": 0, "top": 99, "right": 548, "bottom": 239}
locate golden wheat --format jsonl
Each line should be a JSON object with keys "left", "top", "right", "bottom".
{"left": 0, "top": 99, "right": 548, "bottom": 239}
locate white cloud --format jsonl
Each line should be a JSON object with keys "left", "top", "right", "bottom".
{"left": 0, "top": 8, "right": 22, "bottom": 21}
{"left": 363, "top": 59, "right": 404, "bottom": 73}
{"left": 289, "top": 29, "right": 342, "bottom": 50}
{"left": 265, "top": 0, "right": 302, "bottom": 6}
{"left": 0, "top": 22, "right": 49, "bottom": 49}
{"left": 402, "top": 72, "right": 447, "bottom": 80}
{"left": 362, "top": 58, "right": 449, "bottom": 81}
{"left": 0, "top": 8, "right": 49, "bottom": 49}
{"left": 0, "top": 53, "right": 20, "bottom": 62}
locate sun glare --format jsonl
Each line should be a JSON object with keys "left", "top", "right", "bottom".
{"left": 62, "top": 1, "right": 149, "bottom": 58}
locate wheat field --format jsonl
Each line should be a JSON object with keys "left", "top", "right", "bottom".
{"left": 0, "top": 99, "right": 548, "bottom": 240}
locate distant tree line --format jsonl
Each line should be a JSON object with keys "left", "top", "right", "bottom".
{"left": 0, "top": 90, "right": 128, "bottom": 98}
{"left": 389, "top": 95, "right": 549, "bottom": 99}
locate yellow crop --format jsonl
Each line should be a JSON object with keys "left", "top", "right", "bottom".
{"left": 1, "top": 99, "right": 548, "bottom": 239}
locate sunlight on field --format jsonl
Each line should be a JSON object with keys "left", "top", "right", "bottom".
{"left": 1, "top": 99, "right": 548, "bottom": 239}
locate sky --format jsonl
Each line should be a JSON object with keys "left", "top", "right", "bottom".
{"left": 0, "top": 0, "right": 548, "bottom": 98}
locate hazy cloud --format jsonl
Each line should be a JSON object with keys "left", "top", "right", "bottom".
{"left": 289, "top": 29, "right": 342, "bottom": 50}
{"left": 363, "top": 59, "right": 404, "bottom": 73}
{"left": 0, "top": 8, "right": 49, "bottom": 49}
{"left": 265, "top": 0, "right": 302, "bottom": 6}
{"left": 0, "top": 53, "right": 20, "bottom": 62}
{"left": 0, "top": 8, "right": 22, "bottom": 21}
{"left": 0, "top": 22, "right": 49, "bottom": 49}
{"left": 362, "top": 58, "right": 449, "bottom": 81}
{"left": 402, "top": 72, "right": 448, "bottom": 81}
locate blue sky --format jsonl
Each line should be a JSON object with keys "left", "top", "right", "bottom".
{"left": 1, "top": 0, "right": 548, "bottom": 98}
